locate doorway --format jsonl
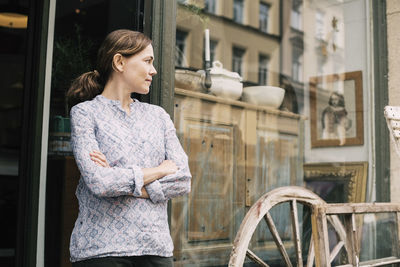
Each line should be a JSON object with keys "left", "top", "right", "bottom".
{"left": 44, "top": 1, "right": 147, "bottom": 266}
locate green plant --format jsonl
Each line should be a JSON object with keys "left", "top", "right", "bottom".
{"left": 179, "top": 2, "right": 210, "bottom": 27}
{"left": 51, "top": 24, "right": 94, "bottom": 114}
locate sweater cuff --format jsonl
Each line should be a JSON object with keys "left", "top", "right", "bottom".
{"left": 131, "top": 166, "right": 144, "bottom": 197}
{"left": 146, "top": 180, "right": 166, "bottom": 203}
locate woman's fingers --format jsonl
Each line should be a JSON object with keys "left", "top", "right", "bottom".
{"left": 91, "top": 152, "right": 104, "bottom": 161}
{"left": 159, "top": 160, "right": 178, "bottom": 175}
{"left": 90, "top": 154, "right": 106, "bottom": 167}
{"left": 90, "top": 150, "right": 110, "bottom": 167}
{"left": 91, "top": 156, "right": 106, "bottom": 167}
{"left": 90, "top": 152, "right": 104, "bottom": 162}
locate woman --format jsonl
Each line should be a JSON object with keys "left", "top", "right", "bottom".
{"left": 321, "top": 92, "right": 351, "bottom": 145}
{"left": 66, "top": 29, "right": 191, "bottom": 266}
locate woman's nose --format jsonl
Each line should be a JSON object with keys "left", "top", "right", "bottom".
{"left": 150, "top": 65, "right": 157, "bottom": 76}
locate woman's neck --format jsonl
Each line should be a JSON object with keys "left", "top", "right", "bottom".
{"left": 102, "top": 78, "right": 133, "bottom": 114}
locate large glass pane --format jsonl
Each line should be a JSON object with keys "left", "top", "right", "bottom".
{"left": 359, "top": 213, "right": 398, "bottom": 262}
{"left": 0, "top": 1, "right": 29, "bottom": 266}
{"left": 172, "top": 0, "right": 374, "bottom": 265}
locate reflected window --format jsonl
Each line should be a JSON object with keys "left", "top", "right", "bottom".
{"left": 233, "top": 0, "right": 244, "bottom": 24}
{"left": 258, "top": 54, "right": 269, "bottom": 85}
{"left": 316, "top": 10, "right": 324, "bottom": 39}
{"left": 176, "top": 30, "right": 188, "bottom": 67}
{"left": 317, "top": 54, "right": 325, "bottom": 75}
{"left": 210, "top": 40, "right": 217, "bottom": 63}
{"left": 203, "top": 39, "right": 218, "bottom": 67}
{"left": 205, "top": 0, "right": 217, "bottom": 14}
{"left": 259, "top": 2, "right": 270, "bottom": 33}
{"left": 291, "top": 0, "right": 302, "bottom": 30}
{"left": 232, "top": 46, "right": 245, "bottom": 76}
{"left": 292, "top": 45, "right": 302, "bottom": 82}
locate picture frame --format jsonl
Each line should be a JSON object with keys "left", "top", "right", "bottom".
{"left": 309, "top": 71, "right": 364, "bottom": 148}
{"left": 303, "top": 162, "right": 369, "bottom": 265}
{"left": 303, "top": 162, "right": 368, "bottom": 203}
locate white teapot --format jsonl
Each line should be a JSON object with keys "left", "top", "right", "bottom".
{"left": 205, "top": 61, "right": 243, "bottom": 100}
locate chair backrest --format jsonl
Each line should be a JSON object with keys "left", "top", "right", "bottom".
{"left": 384, "top": 106, "right": 400, "bottom": 157}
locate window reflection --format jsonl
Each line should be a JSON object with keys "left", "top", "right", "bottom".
{"left": 258, "top": 54, "right": 269, "bottom": 85}
{"left": 292, "top": 45, "right": 303, "bottom": 82}
{"left": 173, "top": 0, "right": 373, "bottom": 265}
{"left": 233, "top": 0, "right": 244, "bottom": 24}
{"left": 232, "top": 46, "right": 245, "bottom": 77}
{"left": 259, "top": 2, "right": 270, "bottom": 33}
{"left": 315, "top": 10, "right": 325, "bottom": 40}
{"left": 361, "top": 213, "right": 399, "bottom": 260}
{"left": 291, "top": 0, "right": 302, "bottom": 30}
{"left": 173, "top": 1, "right": 302, "bottom": 265}
{"left": 209, "top": 40, "right": 217, "bottom": 65}
{"left": 204, "top": 0, "right": 217, "bottom": 14}
{"left": 202, "top": 39, "right": 218, "bottom": 69}
{"left": 176, "top": 29, "right": 188, "bottom": 68}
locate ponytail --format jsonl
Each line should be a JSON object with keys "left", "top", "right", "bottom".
{"left": 66, "top": 70, "right": 103, "bottom": 108}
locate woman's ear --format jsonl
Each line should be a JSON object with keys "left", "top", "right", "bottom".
{"left": 112, "top": 53, "right": 124, "bottom": 72}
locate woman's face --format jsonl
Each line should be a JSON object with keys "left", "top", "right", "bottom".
{"left": 121, "top": 44, "right": 157, "bottom": 94}
{"left": 331, "top": 94, "right": 341, "bottom": 107}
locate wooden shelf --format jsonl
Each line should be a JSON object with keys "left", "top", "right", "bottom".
{"left": 174, "top": 88, "right": 306, "bottom": 120}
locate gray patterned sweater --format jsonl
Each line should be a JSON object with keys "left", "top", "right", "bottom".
{"left": 69, "top": 95, "right": 191, "bottom": 262}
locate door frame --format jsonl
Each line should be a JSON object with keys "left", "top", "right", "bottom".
{"left": 15, "top": 0, "right": 53, "bottom": 266}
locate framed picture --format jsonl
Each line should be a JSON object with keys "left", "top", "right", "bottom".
{"left": 303, "top": 162, "right": 368, "bottom": 203}
{"left": 302, "top": 162, "right": 368, "bottom": 265}
{"left": 309, "top": 71, "right": 364, "bottom": 147}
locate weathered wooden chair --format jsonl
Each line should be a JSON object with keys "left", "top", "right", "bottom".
{"left": 384, "top": 105, "right": 400, "bottom": 157}
{"left": 229, "top": 186, "right": 400, "bottom": 267}
{"left": 312, "top": 202, "right": 400, "bottom": 267}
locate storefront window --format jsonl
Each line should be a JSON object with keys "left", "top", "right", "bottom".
{"left": 172, "top": 0, "right": 380, "bottom": 265}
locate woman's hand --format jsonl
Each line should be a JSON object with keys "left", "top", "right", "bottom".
{"left": 138, "top": 187, "right": 149, "bottom": 198}
{"left": 158, "top": 160, "right": 178, "bottom": 176}
{"left": 142, "top": 160, "right": 178, "bottom": 185}
{"left": 89, "top": 150, "right": 110, "bottom": 168}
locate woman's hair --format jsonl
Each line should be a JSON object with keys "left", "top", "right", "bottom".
{"left": 66, "top": 29, "right": 152, "bottom": 107}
